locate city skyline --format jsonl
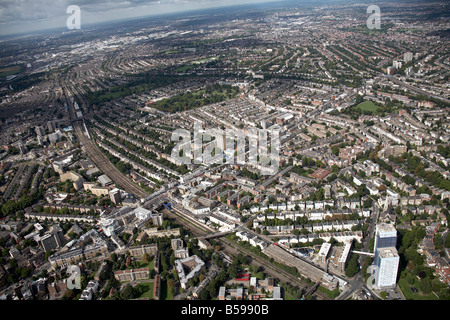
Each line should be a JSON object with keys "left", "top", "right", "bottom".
{"left": 0, "top": 0, "right": 448, "bottom": 304}
{"left": 0, "top": 0, "right": 283, "bottom": 36}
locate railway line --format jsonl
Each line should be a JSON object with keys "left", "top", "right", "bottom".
{"left": 73, "top": 121, "right": 149, "bottom": 199}
{"left": 218, "top": 237, "right": 330, "bottom": 300}
{"left": 60, "top": 79, "right": 150, "bottom": 200}
{"left": 161, "top": 205, "right": 214, "bottom": 236}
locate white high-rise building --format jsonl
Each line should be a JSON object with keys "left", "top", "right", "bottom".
{"left": 47, "top": 120, "right": 56, "bottom": 132}
{"left": 404, "top": 52, "right": 413, "bottom": 63}
{"left": 109, "top": 188, "right": 122, "bottom": 204}
{"left": 374, "top": 223, "right": 397, "bottom": 261}
{"left": 35, "top": 125, "right": 45, "bottom": 137}
{"left": 374, "top": 247, "right": 399, "bottom": 289}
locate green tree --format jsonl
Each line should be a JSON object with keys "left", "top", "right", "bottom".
{"left": 120, "top": 284, "right": 136, "bottom": 300}
{"left": 21, "top": 267, "right": 31, "bottom": 279}
{"left": 227, "top": 265, "right": 238, "bottom": 279}
{"left": 345, "top": 259, "right": 358, "bottom": 278}
{"left": 419, "top": 277, "right": 432, "bottom": 294}
{"left": 444, "top": 234, "right": 450, "bottom": 249}
{"left": 63, "top": 289, "right": 77, "bottom": 300}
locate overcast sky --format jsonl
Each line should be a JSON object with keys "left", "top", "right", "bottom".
{"left": 0, "top": 0, "right": 281, "bottom": 36}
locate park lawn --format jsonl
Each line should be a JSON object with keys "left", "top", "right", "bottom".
{"left": 0, "top": 64, "right": 24, "bottom": 77}
{"left": 136, "top": 282, "right": 154, "bottom": 299}
{"left": 398, "top": 278, "right": 437, "bottom": 300}
{"left": 126, "top": 260, "right": 154, "bottom": 270}
{"left": 175, "top": 64, "right": 195, "bottom": 72}
{"left": 356, "top": 101, "right": 380, "bottom": 113}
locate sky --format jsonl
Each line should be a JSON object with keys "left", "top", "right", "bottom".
{"left": 0, "top": 0, "right": 282, "bottom": 36}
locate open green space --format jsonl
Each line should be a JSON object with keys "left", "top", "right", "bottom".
{"left": 135, "top": 281, "right": 155, "bottom": 299}
{"left": 356, "top": 101, "right": 380, "bottom": 113}
{"left": 174, "top": 64, "right": 196, "bottom": 72}
{"left": 398, "top": 278, "right": 437, "bottom": 300}
{"left": 150, "top": 83, "right": 240, "bottom": 113}
{"left": 0, "top": 64, "right": 25, "bottom": 78}
{"left": 86, "top": 75, "right": 179, "bottom": 105}
{"left": 283, "top": 290, "right": 296, "bottom": 300}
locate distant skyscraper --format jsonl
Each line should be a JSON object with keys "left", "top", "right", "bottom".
{"left": 47, "top": 120, "right": 56, "bottom": 132}
{"left": 35, "top": 125, "right": 45, "bottom": 137}
{"left": 374, "top": 247, "right": 400, "bottom": 289}
{"left": 392, "top": 60, "right": 402, "bottom": 69}
{"left": 404, "top": 52, "right": 413, "bottom": 63}
{"left": 17, "top": 141, "right": 26, "bottom": 154}
{"left": 48, "top": 131, "right": 62, "bottom": 144}
{"left": 37, "top": 135, "right": 44, "bottom": 146}
{"left": 261, "top": 120, "right": 267, "bottom": 129}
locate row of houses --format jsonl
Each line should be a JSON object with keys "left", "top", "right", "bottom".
{"left": 42, "top": 203, "right": 104, "bottom": 214}
{"left": 254, "top": 210, "right": 369, "bottom": 223}
{"left": 255, "top": 219, "right": 363, "bottom": 234}
{"left": 253, "top": 209, "right": 370, "bottom": 222}
{"left": 378, "top": 194, "right": 436, "bottom": 208}
{"left": 136, "top": 227, "right": 181, "bottom": 242}
{"left": 114, "top": 268, "right": 151, "bottom": 282}
{"left": 248, "top": 197, "right": 365, "bottom": 213}
{"left": 277, "top": 231, "right": 363, "bottom": 246}
{"left": 24, "top": 212, "right": 97, "bottom": 224}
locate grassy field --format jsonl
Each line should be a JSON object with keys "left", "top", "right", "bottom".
{"left": 356, "top": 100, "right": 380, "bottom": 113}
{"left": 398, "top": 278, "right": 437, "bottom": 300}
{"left": 126, "top": 260, "right": 154, "bottom": 270}
{"left": 317, "top": 286, "right": 340, "bottom": 299}
{"left": 135, "top": 281, "right": 155, "bottom": 299}
{"left": 0, "top": 64, "right": 25, "bottom": 78}
{"left": 283, "top": 291, "right": 296, "bottom": 300}
{"left": 174, "top": 64, "right": 196, "bottom": 72}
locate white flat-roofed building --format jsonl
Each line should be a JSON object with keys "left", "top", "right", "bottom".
{"left": 102, "top": 219, "right": 119, "bottom": 237}
{"left": 309, "top": 211, "right": 323, "bottom": 220}
{"left": 318, "top": 242, "right": 332, "bottom": 263}
{"left": 273, "top": 286, "right": 282, "bottom": 300}
{"left": 132, "top": 207, "right": 153, "bottom": 221}
{"left": 338, "top": 242, "right": 352, "bottom": 273}
{"left": 210, "top": 214, "right": 236, "bottom": 231}
{"left": 175, "top": 255, "right": 205, "bottom": 289}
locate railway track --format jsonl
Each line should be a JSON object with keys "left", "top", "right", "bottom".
{"left": 218, "top": 237, "right": 331, "bottom": 300}
{"left": 60, "top": 77, "right": 149, "bottom": 200}
{"left": 161, "top": 206, "right": 213, "bottom": 236}
{"left": 73, "top": 122, "right": 149, "bottom": 199}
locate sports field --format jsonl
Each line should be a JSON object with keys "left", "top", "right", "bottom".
{"left": 0, "top": 64, "right": 24, "bottom": 78}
